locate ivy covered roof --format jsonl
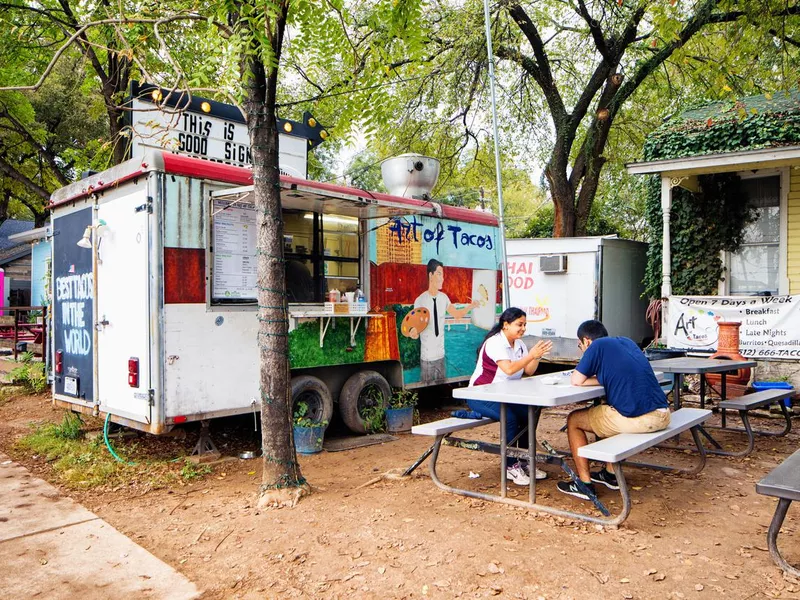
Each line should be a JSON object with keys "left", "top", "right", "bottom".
{"left": 642, "top": 90, "right": 800, "bottom": 162}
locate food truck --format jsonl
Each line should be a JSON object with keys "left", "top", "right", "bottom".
{"left": 49, "top": 147, "right": 502, "bottom": 435}
{"left": 506, "top": 236, "right": 652, "bottom": 363}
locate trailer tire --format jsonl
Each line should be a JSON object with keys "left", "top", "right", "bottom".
{"left": 291, "top": 375, "right": 334, "bottom": 425}
{"left": 339, "top": 370, "right": 392, "bottom": 434}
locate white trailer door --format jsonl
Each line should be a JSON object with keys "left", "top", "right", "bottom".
{"left": 97, "top": 191, "right": 152, "bottom": 423}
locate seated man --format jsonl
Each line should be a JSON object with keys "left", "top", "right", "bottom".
{"left": 557, "top": 319, "right": 671, "bottom": 501}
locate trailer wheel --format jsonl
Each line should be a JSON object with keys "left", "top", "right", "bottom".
{"left": 339, "top": 370, "right": 391, "bottom": 434}
{"left": 291, "top": 375, "right": 334, "bottom": 425}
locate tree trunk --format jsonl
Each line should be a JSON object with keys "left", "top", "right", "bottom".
{"left": 242, "top": 52, "right": 309, "bottom": 510}
{"left": 105, "top": 53, "right": 130, "bottom": 165}
{"left": 546, "top": 138, "right": 577, "bottom": 237}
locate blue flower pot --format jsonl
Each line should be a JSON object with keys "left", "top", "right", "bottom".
{"left": 294, "top": 424, "right": 326, "bottom": 454}
{"left": 386, "top": 406, "right": 414, "bottom": 433}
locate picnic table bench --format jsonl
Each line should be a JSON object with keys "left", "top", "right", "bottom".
{"left": 756, "top": 448, "right": 800, "bottom": 578}
{"left": 712, "top": 389, "right": 793, "bottom": 457}
{"left": 411, "top": 407, "right": 711, "bottom": 527}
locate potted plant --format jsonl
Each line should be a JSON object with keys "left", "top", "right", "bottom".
{"left": 293, "top": 401, "right": 327, "bottom": 454}
{"left": 385, "top": 389, "right": 417, "bottom": 433}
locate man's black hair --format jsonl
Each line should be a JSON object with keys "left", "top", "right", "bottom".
{"left": 577, "top": 319, "right": 608, "bottom": 341}
{"left": 426, "top": 258, "right": 444, "bottom": 276}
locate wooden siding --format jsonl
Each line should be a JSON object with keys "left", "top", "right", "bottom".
{"left": 790, "top": 170, "right": 800, "bottom": 293}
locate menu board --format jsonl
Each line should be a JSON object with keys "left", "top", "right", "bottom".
{"left": 212, "top": 199, "right": 257, "bottom": 299}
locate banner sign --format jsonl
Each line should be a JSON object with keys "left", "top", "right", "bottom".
{"left": 668, "top": 295, "right": 800, "bottom": 359}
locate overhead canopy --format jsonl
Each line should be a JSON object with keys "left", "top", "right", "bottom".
{"left": 212, "top": 183, "right": 437, "bottom": 220}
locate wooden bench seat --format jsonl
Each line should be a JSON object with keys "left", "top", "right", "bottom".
{"left": 756, "top": 449, "right": 800, "bottom": 578}
{"left": 578, "top": 408, "right": 711, "bottom": 464}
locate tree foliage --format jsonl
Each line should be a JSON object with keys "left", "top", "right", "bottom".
{"left": 313, "top": 0, "right": 799, "bottom": 239}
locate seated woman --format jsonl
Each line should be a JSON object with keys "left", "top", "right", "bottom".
{"left": 467, "top": 307, "right": 553, "bottom": 485}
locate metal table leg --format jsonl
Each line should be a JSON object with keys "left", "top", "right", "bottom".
{"left": 528, "top": 406, "right": 538, "bottom": 504}
{"left": 721, "top": 372, "right": 728, "bottom": 428}
{"left": 699, "top": 374, "right": 706, "bottom": 409}
{"left": 500, "top": 403, "right": 507, "bottom": 498}
{"left": 767, "top": 499, "right": 800, "bottom": 578}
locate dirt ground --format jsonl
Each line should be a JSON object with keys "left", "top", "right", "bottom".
{"left": 2, "top": 387, "right": 800, "bottom": 600}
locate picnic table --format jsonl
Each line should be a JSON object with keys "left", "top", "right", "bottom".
{"left": 648, "top": 357, "right": 791, "bottom": 456}
{"left": 411, "top": 371, "right": 710, "bottom": 527}
{"left": 648, "top": 357, "right": 756, "bottom": 409}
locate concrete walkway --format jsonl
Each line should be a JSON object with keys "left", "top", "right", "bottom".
{"left": 0, "top": 452, "right": 199, "bottom": 599}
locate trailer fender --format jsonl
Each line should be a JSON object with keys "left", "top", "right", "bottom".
{"left": 339, "top": 370, "right": 391, "bottom": 434}
{"left": 291, "top": 375, "right": 334, "bottom": 425}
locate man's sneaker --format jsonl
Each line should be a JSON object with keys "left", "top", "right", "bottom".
{"left": 521, "top": 462, "right": 548, "bottom": 481}
{"left": 556, "top": 480, "right": 596, "bottom": 501}
{"left": 590, "top": 468, "right": 619, "bottom": 490}
{"left": 506, "top": 462, "right": 531, "bottom": 486}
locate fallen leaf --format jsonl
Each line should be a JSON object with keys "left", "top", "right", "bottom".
{"left": 695, "top": 584, "right": 704, "bottom": 591}
{"left": 620, "top": 578, "right": 630, "bottom": 583}
{"left": 655, "top": 573, "right": 667, "bottom": 581}
{"left": 378, "top": 567, "right": 385, "bottom": 575}
{"left": 645, "top": 568, "right": 658, "bottom": 575}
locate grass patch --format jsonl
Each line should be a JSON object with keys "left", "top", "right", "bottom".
{"left": 13, "top": 413, "right": 214, "bottom": 490}
{"left": 8, "top": 352, "right": 47, "bottom": 393}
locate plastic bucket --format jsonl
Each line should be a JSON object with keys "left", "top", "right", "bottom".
{"left": 753, "top": 381, "right": 794, "bottom": 408}
{"left": 294, "top": 424, "right": 325, "bottom": 454}
{"left": 386, "top": 406, "right": 414, "bottom": 433}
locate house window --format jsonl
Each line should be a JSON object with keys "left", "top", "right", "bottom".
{"left": 729, "top": 176, "right": 780, "bottom": 295}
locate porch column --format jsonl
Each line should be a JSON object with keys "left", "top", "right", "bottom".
{"left": 660, "top": 175, "right": 672, "bottom": 298}
{"left": 660, "top": 176, "right": 672, "bottom": 343}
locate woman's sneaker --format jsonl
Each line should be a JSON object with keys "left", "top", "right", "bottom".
{"left": 506, "top": 462, "right": 531, "bottom": 486}
{"left": 590, "top": 468, "right": 619, "bottom": 490}
{"left": 556, "top": 480, "right": 596, "bottom": 501}
{"left": 521, "top": 462, "right": 548, "bottom": 480}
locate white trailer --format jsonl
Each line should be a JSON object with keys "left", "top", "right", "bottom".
{"left": 506, "top": 236, "right": 652, "bottom": 363}
{"left": 49, "top": 150, "right": 502, "bottom": 434}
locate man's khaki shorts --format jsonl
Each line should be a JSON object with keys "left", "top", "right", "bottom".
{"left": 587, "top": 405, "right": 671, "bottom": 439}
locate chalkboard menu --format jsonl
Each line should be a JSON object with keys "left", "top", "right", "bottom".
{"left": 52, "top": 208, "right": 94, "bottom": 401}
{"left": 212, "top": 198, "right": 257, "bottom": 300}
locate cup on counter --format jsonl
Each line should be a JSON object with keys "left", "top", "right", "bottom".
{"left": 344, "top": 292, "right": 355, "bottom": 303}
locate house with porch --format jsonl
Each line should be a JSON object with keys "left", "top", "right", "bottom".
{"left": 626, "top": 90, "right": 800, "bottom": 390}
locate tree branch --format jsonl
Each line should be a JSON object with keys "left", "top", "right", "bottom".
{"left": 574, "top": 0, "right": 611, "bottom": 61}
{"left": 504, "top": 2, "right": 566, "bottom": 122}
{"left": 0, "top": 155, "right": 52, "bottom": 202}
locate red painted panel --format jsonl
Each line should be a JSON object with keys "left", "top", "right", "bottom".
{"left": 370, "top": 263, "right": 473, "bottom": 308}
{"left": 164, "top": 247, "right": 206, "bottom": 304}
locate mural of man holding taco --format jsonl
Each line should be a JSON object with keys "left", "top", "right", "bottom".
{"left": 403, "top": 259, "right": 480, "bottom": 382}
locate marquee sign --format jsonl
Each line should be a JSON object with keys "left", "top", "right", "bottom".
{"left": 125, "top": 82, "right": 327, "bottom": 178}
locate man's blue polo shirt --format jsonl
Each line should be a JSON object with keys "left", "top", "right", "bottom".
{"left": 576, "top": 337, "right": 668, "bottom": 418}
